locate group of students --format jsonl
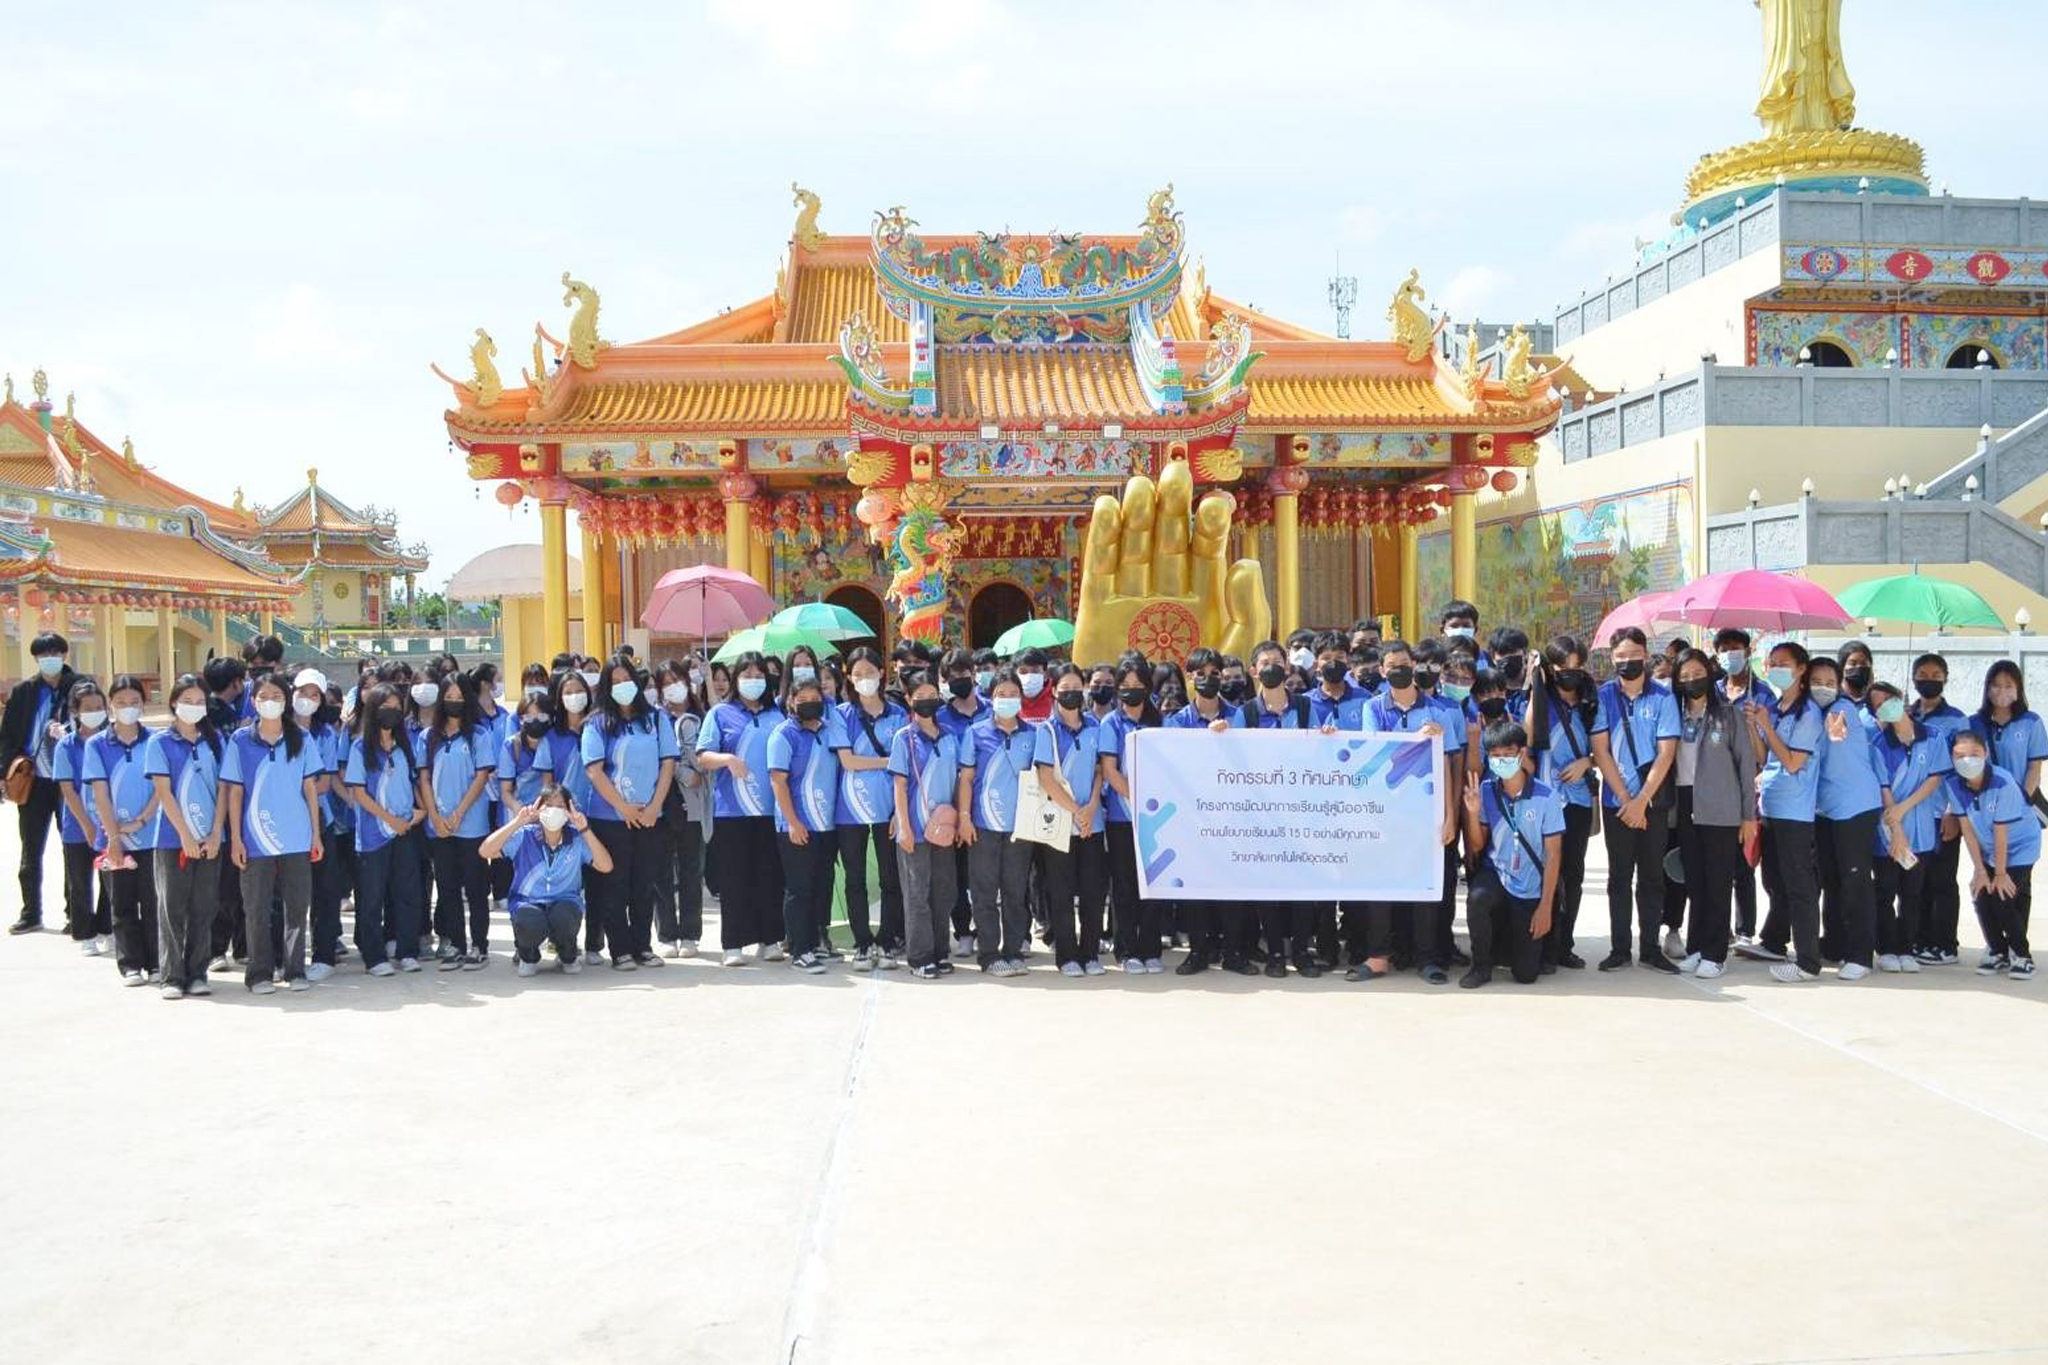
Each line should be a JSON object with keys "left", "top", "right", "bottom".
{"left": 0, "top": 596, "right": 2036, "bottom": 998}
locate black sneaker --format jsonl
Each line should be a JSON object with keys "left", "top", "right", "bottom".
{"left": 1263, "top": 960, "right": 1287, "bottom": 979}
{"left": 1458, "top": 966, "right": 1489, "bottom": 989}
{"left": 1597, "top": 950, "right": 1632, "bottom": 971}
{"left": 914, "top": 963, "right": 940, "bottom": 979}
{"left": 1174, "top": 955, "right": 1209, "bottom": 976}
{"left": 1558, "top": 950, "right": 1586, "bottom": 969}
{"left": 7, "top": 915, "right": 41, "bottom": 935}
{"left": 1225, "top": 958, "right": 1259, "bottom": 976}
{"left": 2009, "top": 957, "right": 2036, "bottom": 981}
{"left": 1247, "top": 945, "right": 1269, "bottom": 965}
{"left": 1539, "top": 960, "right": 1558, "bottom": 976}
{"left": 935, "top": 960, "right": 955, "bottom": 975}
{"left": 1292, "top": 958, "right": 1323, "bottom": 980}
{"left": 1447, "top": 946, "right": 1472, "bottom": 967}
{"left": 1640, "top": 951, "right": 1680, "bottom": 975}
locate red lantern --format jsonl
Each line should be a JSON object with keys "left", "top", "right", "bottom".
{"left": 495, "top": 482, "right": 523, "bottom": 508}
{"left": 1490, "top": 469, "right": 1518, "bottom": 494}
{"left": 1433, "top": 488, "right": 1452, "bottom": 507}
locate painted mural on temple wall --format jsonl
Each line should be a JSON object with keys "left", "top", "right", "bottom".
{"left": 1749, "top": 308, "right": 2047, "bottom": 370}
{"left": 748, "top": 438, "right": 851, "bottom": 471}
{"left": 935, "top": 438, "right": 1141, "bottom": 480}
{"left": 774, "top": 537, "right": 889, "bottom": 608}
{"left": 1418, "top": 481, "right": 1694, "bottom": 647}
{"left": 1749, "top": 308, "right": 1899, "bottom": 367}
{"left": 1907, "top": 313, "right": 2046, "bottom": 370}
{"left": 943, "top": 557, "right": 1074, "bottom": 627}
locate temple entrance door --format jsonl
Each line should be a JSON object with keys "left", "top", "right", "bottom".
{"left": 969, "top": 581, "right": 1033, "bottom": 650}
{"left": 825, "top": 585, "right": 885, "bottom": 654}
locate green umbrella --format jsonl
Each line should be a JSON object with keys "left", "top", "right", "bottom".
{"left": 1836, "top": 572, "right": 2004, "bottom": 630}
{"left": 770, "top": 601, "right": 875, "bottom": 640}
{"left": 711, "top": 623, "right": 843, "bottom": 664}
{"left": 992, "top": 618, "right": 1076, "bottom": 657}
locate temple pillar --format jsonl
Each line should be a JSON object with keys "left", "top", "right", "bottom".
{"left": 719, "top": 472, "right": 757, "bottom": 577}
{"left": 1450, "top": 483, "right": 1479, "bottom": 606}
{"left": 15, "top": 586, "right": 36, "bottom": 681}
{"left": 1270, "top": 438, "right": 1310, "bottom": 639}
{"left": 156, "top": 606, "right": 176, "bottom": 698}
{"left": 750, "top": 525, "right": 772, "bottom": 595}
{"left": 579, "top": 520, "right": 608, "bottom": 657}
{"left": 211, "top": 604, "right": 228, "bottom": 659}
{"left": 540, "top": 498, "right": 570, "bottom": 659}
{"left": 107, "top": 606, "right": 130, "bottom": 676}
{"left": 1399, "top": 524, "right": 1420, "bottom": 641}
{"left": 258, "top": 608, "right": 274, "bottom": 640}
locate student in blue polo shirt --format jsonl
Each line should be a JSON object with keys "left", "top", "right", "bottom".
{"left": 1035, "top": 663, "right": 1107, "bottom": 979}
{"left": 933, "top": 647, "right": 988, "bottom": 956}
{"left": 1867, "top": 682, "right": 1947, "bottom": 974}
{"left": 889, "top": 672, "right": 963, "bottom": 978}
{"left": 583, "top": 656, "right": 677, "bottom": 970}
{"left": 1164, "top": 650, "right": 1256, "bottom": 975}
{"left": 144, "top": 675, "right": 224, "bottom": 999}
{"left": 1589, "top": 627, "right": 1681, "bottom": 974}
{"left": 1097, "top": 658, "right": 1166, "bottom": 974}
{"left": 831, "top": 647, "right": 907, "bottom": 968}
{"left": 498, "top": 691, "right": 552, "bottom": 812}
{"left": 1805, "top": 655, "right": 1885, "bottom": 979}
{"left": 481, "top": 787, "right": 614, "bottom": 979}
{"left": 418, "top": 670, "right": 497, "bottom": 970}
{"left": 293, "top": 669, "right": 350, "bottom": 981}
{"left": 1525, "top": 637, "right": 1598, "bottom": 971}
{"left": 1946, "top": 728, "right": 2036, "bottom": 980}
{"left": 1353, "top": 639, "right": 1455, "bottom": 984}
{"left": 768, "top": 676, "right": 843, "bottom": 975}
{"left": 532, "top": 668, "right": 602, "bottom": 960}
{"left": 696, "top": 651, "right": 786, "bottom": 966}
{"left": 51, "top": 680, "right": 109, "bottom": 958}
{"left": 958, "top": 669, "right": 1039, "bottom": 976}
{"left": 221, "top": 674, "right": 327, "bottom": 995}
{"left": 1461, "top": 719, "right": 1564, "bottom": 987}
{"left": 1970, "top": 661, "right": 2047, "bottom": 798}
{"left": 1908, "top": 652, "right": 1970, "bottom": 964}
{"left": 1303, "top": 633, "right": 1371, "bottom": 969}
{"left": 345, "top": 683, "right": 425, "bottom": 975}
{"left": 83, "top": 675, "right": 162, "bottom": 986}
{"left": 1742, "top": 642, "right": 1828, "bottom": 982}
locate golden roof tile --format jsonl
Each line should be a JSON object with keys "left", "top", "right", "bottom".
{"left": 1247, "top": 374, "right": 1464, "bottom": 426}
{"left": 556, "top": 377, "right": 848, "bottom": 431}
{"left": 933, "top": 345, "right": 1151, "bottom": 424}
{"left": 40, "top": 519, "right": 288, "bottom": 593}
{"left": 785, "top": 265, "right": 908, "bottom": 345}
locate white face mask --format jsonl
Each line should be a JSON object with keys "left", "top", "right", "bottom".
{"left": 578, "top": 670, "right": 601, "bottom": 689}
{"left": 689, "top": 670, "right": 706, "bottom": 688}
{"left": 1289, "top": 648, "right": 1315, "bottom": 669}
{"left": 173, "top": 702, "right": 208, "bottom": 725}
{"left": 524, "top": 685, "right": 548, "bottom": 700}
{"left": 1018, "top": 672, "right": 1045, "bottom": 698}
{"left": 410, "top": 682, "right": 439, "bottom": 706}
{"left": 562, "top": 691, "right": 589, "bottom": 714}
{"left": 292, "top": 695, "right": 320, "bottom": 717}
{"left": 663, "top": 682, "right": 688, "bottom": 705}
{"left": 537, "top": 806, "right": 570, "bottom": 832}
{"left": 114, "top": 705, "right": 143, "bottom": 727}
{"left": 737, "top": 676, "right": 768, "bottom": 701}
{"left": 791, "top": 666, "right": 816, "bottom": 686}
{"left": 254, "top": 698, "right": 286, "bottom": 721}
{"left": 610, "top": 680, "right": 639, "bottom": 706}
{"left": 853, "top": 676, "right": 880, "bottom": 698}
{"left": 77, "top": 709, "right": 106, "bottom": 730}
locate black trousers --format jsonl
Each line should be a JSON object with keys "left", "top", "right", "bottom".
{"left": 1602, "top": 803, "right": 1670, "bottom": 957}
{"left": 1044, "top": 831, "right": 1108, "bottom": 966}
{"left": 211, "top": 846, "right": 243, "bottom": 958}
{"left": 949, "top": 845, "right": 973, "bottom": 937}
{"left": 1673, "top": 788, "right": 1743, "bottom": 965}
{"left": 353, "top": 838, "right": 421, "bottom": 968}
{"left": 106, "top": 849, "right": 159, "bottom": 974}
{"left": 1874, "top": 853, "right": 1928, "bottom": 958}
{"left": 61, "top": 839, "right": 105, "bottom": 941}
{"left": 710, "top": 815, "right": 782, "bottom": 951}
{"left": 1104, "top": 821, "right": 1163, "bottom": 962}
{"left": 592, "top": 816, "right": 667, "bottom": 961}
{"left": 1467, "top": 864, "right": 1543, "bottom": 983}
{"left": 1365, "top": 898, "right": 1435, "bottom": 963}
{"left": 777, "top": 829, "right": 836, "bottom": 957}
{"left": 429, "top": 835, "right": 490, "bottom": 952}
{"left": 836, "top": 822, "right": 902, "bottom": 952}
{"left": 658, "top": 815, "right": 704, "bottom": 944}
{"left": 1188, "top": 899, "right": 1255, "bottom": 966}
{"left": 1976, "top": 863, "right": 2034, "bottom": 961}
{"left": 310, "top": 829, "right": 349, "bottom": 965}
{"left": 1544, "top": 803, "right": 1593, "bottom": 965}
{"left": 1260, "top": 901, "right": 1314, "bottom": 964}
{"left": 1815, "top": 810, "right": 1879, "bottom": 968}
{"left": 1732, "top": 854, "right": 1759, "bottom": 938}
{"left": 14, "top": 775, "right": 59, "bottom": 922}
{"left": 1759, "top": 818, "right": 1823, "bottom": 974}
{"left": 1914, "top": 837, "right": 1963, "bottom": 954}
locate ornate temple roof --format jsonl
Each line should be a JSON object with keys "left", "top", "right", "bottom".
{"left": 933, "top": 344, "right": 1153, "bottom": 425}
{"left": 248, "top": 469, "right": 429, "bottom": 572}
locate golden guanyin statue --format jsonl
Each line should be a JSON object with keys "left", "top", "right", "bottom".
{"left": 1754, "top": 0, "right": 1855, "bottom": 136}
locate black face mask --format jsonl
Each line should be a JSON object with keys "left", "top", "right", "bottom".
{"left": 910, "top": 697, "right": 943, "bottom": 719}
{"left": 1221, "top": 679, "right": 1249, "bottom": 703}
{"left": 1913, "top": 678, "right": 1944, "bottom": 700}
{"left": 1319, "top": 661, "right": 1348, "bottom": 685}
{"left": 442, "top": 699, "right": 466, "bottom": 716}
{"left": 1614, "top": 659, "right": 1646, "bottom": 682}
{"left": 1500, "top": 656, "right": 1526, "bottom": 683}
{"left": 1476, "top": 697, "right": 1508, "bottom": 721}
{"left": 1257, "top": 664, "right": 1287, "bottom": 689}
{"left": 1843, "top": 665, "right": 1873, "bottom": 690}
{"left": 947, "top": 676, "right": 975, "bottom": 699}
{"left": 1677, "top": 677, "right": 1711, "bottom": 699}
{"left": 521, "top": 718, "right": 550, "bottom": 740}
{"left": 1055, "top": 690, "right": 1085, "bottom": 712}
{"left": 1356, "top": 667, "right": 1381, "bottom": 687}
{"left": 1118, "top": 687, "right": 1149, "bottom": 708}
{"left": 1192, "top": 675, "right": 1220, "bottom": 698}
{"left": 1553, "top": 668, "right": 1586, "bottom": 693}
{"left": 1090, "top": 684, "right": 1117, "bottom": 706}
{"left": 1413, "top": 667, "right": 1440, "bottom": 692}
{"left": 1384, "top": 666, "right": 1415, "bottom": 691}
{"left": 795, "top": 700, "right": 825, "bottom": 722}
{"left": 377, "top": 708, "right": 404, "bottom": 731}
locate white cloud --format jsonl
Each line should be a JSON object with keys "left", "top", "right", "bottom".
{"left": 706, "top": 0, "right": 861, "bottom": 66}
{"left": 1337, "top": 206, "right": 1385, "bottom": 248}
{"left": 248, "top": 285, "right": 373, "bottom": 371}
{"left": 1436, "top": 266, "right": 1505, "bottom": 319}
{"left": 343, "top": 87, "right": 413, "bottom": 123}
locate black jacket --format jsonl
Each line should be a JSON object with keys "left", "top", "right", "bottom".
{"left": 0, "top": 668, "right": 76, "bottom": 770}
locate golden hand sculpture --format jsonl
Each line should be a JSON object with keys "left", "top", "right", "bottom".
{"left": 1074, "top": 456, "right": 1271, "bottom": 665}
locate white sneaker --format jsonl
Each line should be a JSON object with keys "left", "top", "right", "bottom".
{"left": 1059, "top": 962, "right": 1084, "bottom": 978}
{"left": 1661, "top": 929, "right": 1684, "bottom": 959}
{"left": 1838, "top": 961, "right": 1872, "bottom": 981}
{"left": 79, "top": 938, "right": 101, "bottom": 956}
{"left": 1677, "top": 952, "right": 1702, "bottom": 975}
{"left": 368, "top": 961, "right": 397, "bottom": 978}
{"left": 1144, "top": 958, "right": 1166, "bottom": 973}
{"left": 1695, "top": 959, "right": 1726, "bottom": 979}
{"left": 185, "top": 978, "right": 211, "bottom": 997}
{"left": 1769, "top": 962, "right": 1818, "bottom": 983}
{"left": 516, "top": 960, "right": 539, "bottom": 978}
{"left": 660, "top": 940, "right": 682, "bottom": 959}
{"left": 875, "top": 950, "right": 902, "bottom": 970}
{"left": 1877, "top": 953, "right": 1903, "bottom": 973}
{"left": 1898, "top": 954, "right": 1920, "bottom": 974}
{"left": 722, "top": 949, "right": 747, "bottom": 967}
{"left": 562, "top": 955, "right": 584, "bottom": 975}
{"left": 250, "top": 979, "right": 277, "bottom": 995}
{"left": 208, "top": 954, "right": 229, "bottom": 973}
{"left": 952, "top": 934, "right": 974, "bottom": 958}
{"left": 121, "top": 969, "right": 146, "bottom": 987}
{"left": 1977, "top": 952, "right": 2010, "bottom": 976}
{"left": 305, "top": 962, "right": 335, "bottom": 983}
{"left": 1734, "top": 940, "right": 1787, "bottom": 962}
{"left": 758, "top": 943, "right": 786, "bottom": 963}
{"left": 93, "top": 935, "right": 113, "bottom": 956}
{"left": 286, "top": 977, "right": 311, "bottom": 992}
{"left": 1123, "top": 957, "right": 1146, "bottom": 974}
{"left": 2010, "top": 957, "right": 2036, "bottom": 981}
{"left": 398, "top": 957, "right": 422, "bottom": 973}
{"left": 1082, "top": 959, "right": 1106, "bottom": 977}
{"left": 678, "top": 939, "right": 699, "bottom": 958}
{"left": 160, "top": 983, "right": 185, "bottom": 1000}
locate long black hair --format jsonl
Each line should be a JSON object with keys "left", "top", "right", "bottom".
{"left": 359, "top": 683, "right": 415, "bottom": 778}
{"left": 595, "top": 653, "right": 653, "bottom": 736}
{"left": 1528, "top": 634, "right": 1593, "bottom": 755}
{"left": 1115, "top": 659, "right": 1162, "bottom": 727}
{"left": 165, "top": 673, "right": 223, "bottom": 764}
{"left": 247, "top": 673, "right": 306, "bottom": 760}
{"left": 1980, "top": 659, "right": 2029, "bottom": 722}
{"left": 424, "top": 670, "right": 481, "bottom": 765}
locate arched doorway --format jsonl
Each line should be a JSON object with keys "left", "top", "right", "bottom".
{"left": 825, "top": 584, "right": 885, "bottom": 654}
{"left": 969, "top": 581, "right": 1033, "bottom": 650}
{"left": 1946, "top": 344, "right": 2000, "bottom": 369}
{"left": 1801, "top": 340, "right": 1855, "bottom": 367}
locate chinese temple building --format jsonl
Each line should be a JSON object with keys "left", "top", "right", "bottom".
{"left": 441, "top": 188, "right": 1564, "bottom": 659}
{"left": 0, "top": 372, "right": 298, "bottom": 687}
{"left": 241, "top": 469, "right": 430, "bottom": 630}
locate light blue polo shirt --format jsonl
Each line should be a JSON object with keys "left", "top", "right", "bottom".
{"left": 419, "top": 724, "right": 498, "bottom": 839}
{"left": 1536, "top": 693, "right": 1596, "bottom": 809}
{"left": 220, "top": 727, "right": 327, "bottom": 858}
{"left": 766, "top": 715, "right": 842, "bottom": 834}
{"left": 961, "top": 718, "right": 1038, "bottom": 834}
{"left": 50, "top": 728, "right": 92, "bottom": 844}
{"left": 1969, "top": 710, "right": 2048, "bottom": 787}
{"left": 832, "top": 698, "right": 908, "bottom": 827}
{"left": 581, "top": 711, "right": 679, "bottom": 823}
{"left": 82, "top": 727, "right": 162, "bottom": 853}
{"left": 531, "top": 725, "right": 593, "bottom": 810}
{"left": 887, "top": 724, "right": 961, "bottom": 844}
{"left": 343, "top": 737, "right": 418, "bottom": 854}
{"left": 142, "top": 729, "right": 221, "bottom": 847}
{"left": 1480, "top": 777, "right": 1565, "bottom": 900}
{"left": 499, "top": 732, "right": 548, "bottom": 807}
{"left": 1593, "top": 681, "right": 1680, "bottom": 809}
{"left": 696, "top": 700, "right": 783, "bottom": 820}
{"left": 1096, "top": 710, "right": 1152, "bottom": 822}
{"left": 1815, "top": 697, "right": 1886, "bottom": 821}
{"left": 1946, "top": 766, "right": 2040, "bottom": 868}
{"left": 1873, "top": 722, "right": 1950, "bottom": 855}
{"left": 1307, "top": 680, "right": 1370, "bottom": 731}
{"left": 1758, "top": 698, "right": 1825, "bottom": 822}
{"left": 1033, "top": 713, "right": 1102, "bottom": 805}
{"left": 1166, "top": 701, "right": 1242, "bottom": 729}
{"left": 504, "top": 824, "right": 595, "bottom": 912}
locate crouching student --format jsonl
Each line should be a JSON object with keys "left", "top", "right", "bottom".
{"left": 1460, "top": 721, "right": 1563, "bottom": 987}
{"left": 482, "top": 789, "right": 614, "bottom": 978}
{"left": 1946, "top": 729, "right": 2037, "bottom": 981}
{"left": 890, "top": 674, "right": 963, "bottom": 979}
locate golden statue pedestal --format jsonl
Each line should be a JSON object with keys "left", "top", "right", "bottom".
{"left": 1681, "top": 127, "right": 1926, "bottom": 223}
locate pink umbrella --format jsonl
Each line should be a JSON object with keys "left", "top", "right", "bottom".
{"left": 1665, "top": 569, "right": 1850, "bottom": 632}
{"left": 640, "top": 565, "right": 776, "bottom": 638}
{"left": 1594, "top": 590, "right": 1677, "bottom": 646}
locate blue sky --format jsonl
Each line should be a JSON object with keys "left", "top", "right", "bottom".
{"left": 4, "top": 0, "right": 2041, "bottom": 587}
